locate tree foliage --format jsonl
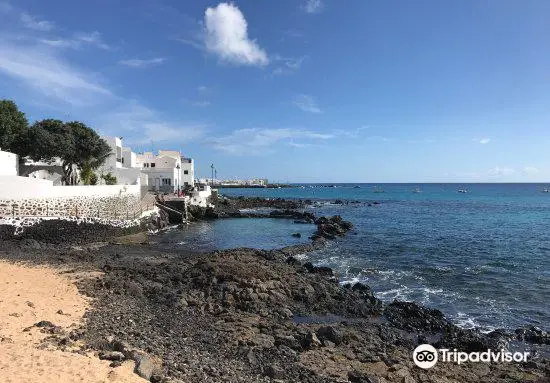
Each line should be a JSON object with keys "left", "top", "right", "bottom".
{"left": 0, "top": 100, "right": 29, "bottom": 155}
{"left": 101, "top": 172, "right": 117, "bottom": 185}
{"left": 0, "top": 100, "right": 112, "bottom": 186}
{"left": 28, "top": 120, "right": 112, "bottom": 185}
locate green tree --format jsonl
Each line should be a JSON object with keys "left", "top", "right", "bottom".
{"left": 27, "top": 120, "right": 112, "bottom": 185}
{"left": 0, "top": 100, "right": 29, "bottom": 155}
{"left": 101, "top": 172, "right": 117, "bottom": 185}
{"left": 80, "top": 164, "right": 97, "bottom": 185}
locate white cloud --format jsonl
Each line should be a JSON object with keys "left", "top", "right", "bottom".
{"left": 205, "top": 127, "right": 332, "bottom": 155}
{"left": 0, "top": 42, "right": 111, "bottom": 106}
{"left": 98, "top": 102, "right": 207, "bottom": 146}
{"left": 364, "top": 135, "right": 391, "bottom": 142}
{"left": 288, "top": 141, "right": 313, "bottom": 148}
{"left": 75, "top": 31, "right": 111, "bottom": 50}
{"left": 477, "top": 138, "right": 490, "bottom": 144}
{"left": 0, "top": 29, "right": 204, "bottom": 147}
{"left": 197, "top": 85, "right": 210, "bottom": 95}
{"left": 488, "top": 166, "right": 515, "bottom": 177}
{"left": 522, "top": 166, "right": 539, "bottom": 175}
{"left": 192, "top": 100, "right": 211, "bottom": 107}
{"left": 185, "top": 86, "right": 212, "bottom": 107}
{"left": 20, "top": 12, "right": 55, "bottom": 31}
{"left": 293, "top": 94, "right": 322, "bottom": 113}
{"left": 333, "top": 126, "right": 369, "bottom": 138}
{"left": 40, "top": 39, "right": 81, "bottom": 49}
{"left": 118, "top": 58, "right": 166, "bottom": 68}
{"left": 272, "top": 55, "right": 307, "bottom": 75}
{"left": 303, "top": 0, "right": 324, "bottom": 14}
{"left": 204, "top": 3, "right": 269, "bottom": 66}
{"left": 40, "top": 31, "right": 112, "bottom": 50}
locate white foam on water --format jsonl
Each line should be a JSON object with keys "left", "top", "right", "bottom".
{"left": 340, "top": 276, "right": 361, "bottom": 285}
{"left": 375, "top": 286, "right": 412, "bottom": 301}
{"left": 454, "top": 312, "right": 484, "bottom": 330}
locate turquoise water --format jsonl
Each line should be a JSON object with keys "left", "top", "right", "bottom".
{"left": 216, "top": 184, "right": 550, "bottom": 332}
{"left": 153, "top": 218, "right": 315, "bottom": 252}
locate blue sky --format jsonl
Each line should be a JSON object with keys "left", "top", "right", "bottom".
{"left": 1, "top": 0, "right": 549, "bottom": 182}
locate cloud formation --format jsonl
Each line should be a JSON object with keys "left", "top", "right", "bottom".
{"left": 488, "top": 166, "right": 515, "bottom": 176}
{"left": 272, "top": 55, "right": 307, "bottom": 75}
{"left": 98, "top": 102, "right": 207, "bottom": 147}
{"left": 477, "top": 138, "right": 490, "bottom": 144}
{"left": 41, "top": 31, "right": 112, "bottom": 50}
{"left": 205, "top": 128, "right": 332, "bottom": 155}
{"left": 522, "top": 166, "right": 539, "bottom": 175}
{"left": 293, "top": 94, "right": 322, "bottom": 113}
{"left": 20, "top": 12, "right": 55, "bottom": 31}
{"left": 303, "top": 0, "right": 324, "bottom": 14}
{"left": 204, "top": 3, "right": 269, "bottom": 66}
{"left": 0, "top": 42, "right": 111, "bottom": 106}
{"left": 74, "top": 31, "right": 111, "bottom": 50}
{"left": 118, "top": 58, "right": 166, "bottom": 68}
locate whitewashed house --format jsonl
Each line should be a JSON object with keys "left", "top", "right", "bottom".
{"left": 180, "top": 157, "right": 195, "bottom": 188}
{"left": 136, "top": 150, "right": 195, "bottom": 192}
{"left": 99, "top": 136, "right": 145, "bottom": 186}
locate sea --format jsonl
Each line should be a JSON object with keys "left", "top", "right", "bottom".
{"left": 154, "top": 183, "right": 550, "bottom": 333}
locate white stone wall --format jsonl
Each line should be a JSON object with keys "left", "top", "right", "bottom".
{"left": 0, "top": 178, "right": 142, "bottom": 219}
{"left": 187, "top": 185, "right": 212, "bottom": 207}
{"left": 112, "top": 167, "right": 142, "bottom": 186}
{"left": 0, "top": 150, "right": 18, "bottom": 176}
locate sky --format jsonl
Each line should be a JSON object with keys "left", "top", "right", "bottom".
{"left": 1, "top": 0, "right": 549, "bottom": 182}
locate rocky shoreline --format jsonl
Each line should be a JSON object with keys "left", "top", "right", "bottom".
{"left": 0, "top": 197, "right": 549, "bottom": 382}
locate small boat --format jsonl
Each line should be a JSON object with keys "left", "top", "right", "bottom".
{"left": 372, "top": 186, "right": 385, "bottom": 193}
{"left": 353, "top": 185, "right": 361, "bottom": 189}
{"left": 542, "top": 188, "right": 550, "bottom": 193}
{"left": 411, "top": 187, "right": 422, "bottom": 193}
{"left": 457, "top": 189, "right": 468, "bottom": 193}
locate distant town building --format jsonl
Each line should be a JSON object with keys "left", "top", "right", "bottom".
{"left": 199, "top": 178, "right": 268, "bottom": 187}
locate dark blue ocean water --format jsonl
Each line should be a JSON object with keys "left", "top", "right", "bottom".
{"left": 159, "top": 184, "right": 550, "bottom": 332}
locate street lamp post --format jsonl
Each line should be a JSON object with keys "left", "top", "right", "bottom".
{"left": 210, "top": 163, "right": 214, "bottom": 186}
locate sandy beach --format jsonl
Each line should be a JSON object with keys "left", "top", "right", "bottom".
{"left": 0, "top": 260, "right": 146, "bottom": 383}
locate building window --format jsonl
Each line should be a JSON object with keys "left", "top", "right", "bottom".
{"left": 121, "top": 157, "right": 124, "bottom": 164}
{"left": 162, "top": 178, "right": 171, "bottom": 185}
{"left": 184, "top": 170, "right": 189, "bottom": 174}
{"left": 144, "top": 163, "right": 149, "bottom": 168}
{"left": 151, "top": 163, "right": 156, "bottom": 168}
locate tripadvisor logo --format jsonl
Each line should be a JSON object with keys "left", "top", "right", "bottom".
{"left": 412, "top": 344, "right": 530, "bottom": 369}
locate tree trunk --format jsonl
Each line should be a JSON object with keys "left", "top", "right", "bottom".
{"left": 62, "top": 161, "right": 75, "bottom": 185}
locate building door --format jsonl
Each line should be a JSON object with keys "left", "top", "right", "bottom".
{"left": 155, "top": 178, "right": 161, "bottom": 191}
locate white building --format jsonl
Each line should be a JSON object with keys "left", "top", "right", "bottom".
{"left": 180, "top": 157, "right": 195, "bottom": 188}
{"left": 100, "top": 136, "right": 144, "bottom": 186}
{"left": 0, "top": 149, "right": 18, "bottom": 176}
{"left": 136, "top": 150, "right": 195, "bottom": 192}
